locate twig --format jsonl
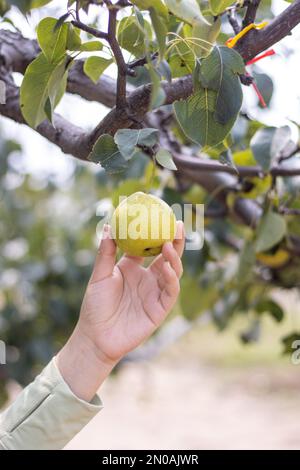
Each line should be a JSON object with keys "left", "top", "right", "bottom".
{"left": 75, "top": 0, "right": 80, "bottom": 21}
{"left": 116, "top": 0, "right": 131, "bottom": 7}
{"left": 128, "top": 52, "right": 159, "bottom": 69}
{"left": 71, "top": 20, "right": 108, "bottom": 39}
{"left": 106, "top": 6, "right": 128, "bottom": 109}
{"left": 279, "top": 207, "right": 300, "bottom": 216}
{"left": 204, "top": 206, "right": 228, "bottom": 218}
{"left": 227, "top": 8, "right": 241, "bottom": 34}
{"left": 73, "top": 0, "right": 134, "bottom": 109}
{"left": 278, "top": 145, "right": 300, "bottom": 163}
{"left": 243, "top": 0, "right": 262, "bottom": 28}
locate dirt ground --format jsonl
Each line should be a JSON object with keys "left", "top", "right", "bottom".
{"left": 65, "top": 319, "right": 300, "bottom": 450}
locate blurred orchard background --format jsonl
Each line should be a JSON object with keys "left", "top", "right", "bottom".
{"left": 1, "top": 0, "right": 300, "bottom": 450}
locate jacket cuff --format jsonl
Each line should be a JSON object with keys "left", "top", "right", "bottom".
{"left": 0, "top": 358, "right": 102, "bottom": 450}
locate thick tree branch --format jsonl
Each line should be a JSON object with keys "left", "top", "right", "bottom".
{"left": 2, "top": 0, "right": 300, "bottom": 130}
{"left": 0, "top": 71, "right": 90, "bottom": 160}
{"left": 89, "top": 76, "right": 193, "bottom": 142}
{"left": 236, "top": 0, "right": 300, "bottom": 61}
{"left": 90, "top": 0, "right": 300, "bottom": 144}
{"left": 173, "top": 154, "right": 300, "bottom": 178}
{"left": 67, "top": 60, "right": 134, "bottom": 107}
{"left": 177, "top": 166, "right": 262, "bottom": 227}
{"left": 1, "top": 0, "right": 300, "bottom": 164}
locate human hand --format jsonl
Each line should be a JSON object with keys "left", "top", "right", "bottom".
{"left": 57, "top": 221, "right": 185, "bottom": 401}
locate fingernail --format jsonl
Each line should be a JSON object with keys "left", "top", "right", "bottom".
{"left": 102, "top": 224, "right": 110, "bottom": 240}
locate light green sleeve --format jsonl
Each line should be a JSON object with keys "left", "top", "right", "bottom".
{"left": 0, "top": 358, "right": 103, "bottom": 450}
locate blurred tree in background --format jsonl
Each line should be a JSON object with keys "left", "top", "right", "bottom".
{"left": 1, "top": 0, "right": 300, "bottom": 404}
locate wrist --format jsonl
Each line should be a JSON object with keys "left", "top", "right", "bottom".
{"left": 56, "top": 325, "right": 117, "bottom": 402}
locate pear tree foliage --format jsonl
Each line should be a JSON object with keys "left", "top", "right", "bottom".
{"left": 1, "top": 0, "right": 300, "bottom": 399}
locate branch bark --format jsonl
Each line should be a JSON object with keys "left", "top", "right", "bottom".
{"left": 174, "top": 154, "right": 300, "bottom": 178}
{"left": 90, "top": 0, "right": 300, "bottom": 145}
{"left": 236, "top": 0, "right": 300, "bottom": 61}
{"left": 1, "top": 0, "right": 300, "bottom": 165}
{"left": 0, "top": 71, "right": 90, "bottom": 160}
{"left": 106, "top": 5, "right": 128, "bottom": 109}
{"left": 242, "top": 0, "right": 262, "bottom": 28}
{"left": 0, "top": 29, "right": 131, "bottom": 108}
{"left": 2, "top": 0, "right": 300, "bottom": 135}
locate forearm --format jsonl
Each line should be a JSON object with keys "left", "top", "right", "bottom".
{"left": 0, "top": 357, "right": 103, "bottom": 450}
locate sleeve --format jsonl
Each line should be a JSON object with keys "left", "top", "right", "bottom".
{"left": 0, "top": 358, "right": 103, "bottom": 450}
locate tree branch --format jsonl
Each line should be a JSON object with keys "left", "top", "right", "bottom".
{"left": 71, "top": 19, "right": 108, "bottom": 39}
{"left": 1, "top": 0, "right": 300, "bottom": 163}
{"left": 106, "top": 4, "right": 128, "bottom": 109}
{"left": 2, "top": 0, "right": 300, "bottom": 129}
{"left": 236, "top": 0, "right": 300, "bottom": 61}
{"left": 90, "top": 0, "right": 300, "bottom": 145}
{"left": 0, "top": 29, "right": 128, "bottom": 107}
{"left": 242, "top": 0, "right": 262, "bottom": 28}
{"left": 173, "top": 154, "right": 300, "bottom": 178}
{"left": 0, "top": 70, "right": 90, "bottom": 160}
{"left": 67, "top": 60, "right": 135, "bottom": 107}
{"left": 227, "top": 8, "right": 241, "bottom": 35}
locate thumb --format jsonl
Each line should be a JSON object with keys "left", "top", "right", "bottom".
{"left": 90, "top": 224, "right": 117, "bottom": 283}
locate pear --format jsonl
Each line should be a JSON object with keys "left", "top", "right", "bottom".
{"left": 111, "top": 192, "right": 177, "bottom": 257}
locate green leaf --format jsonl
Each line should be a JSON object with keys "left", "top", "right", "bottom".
{"left": 66, "top": 24, "right": 104, "bottom": 52}
{"left": 255, "top": 211, "right": 287, "bottom": 253}
{"left": 219, "top": 148, "right": 237, "bottom": 171}
{"left": 131, "top": 0, "right": 168, "bottom": 17}
{"left": 53, "top": 12, "right": 70, "bottom": 31}
{"left": 117, "top": 16, "right": 151, "bottom": 57}
{"left": 197, "top": 46, "right": 245, "bottom": 124}
{"left": 209, "top": 0, "right": 234, "bottom": 15}
{"left": 155, "top": 148, "right": 177, "bottom": 170}
{"left": 37, "top": 17, "right": 68, "bottom": 63}
{"left": 66, "top": 24, "right": 82, "bottom": 50}
{"left": 174, "top": 87, "right": 237, "bottom": 147}
{"left": 250, "top": 126, "right": 292, "bottom": 172}
{"left": 32, "top": 0, "right": 51, "bottom": 6}
{"left": 148, "top": 62, "right": 166, "bottom": 109}
{"left": 43, "top": 96, "right": 52, "bottom": 123}
{"left": 83, "top": 56, "right": 113, "bottom": 83}
{"left": 237, "top": 242, "right": 255, "bottom": 285}
{"left": 79, "top": 41, "right": 104, "bottom": 51}
{"left": 149, "top": 7, "right": 167, "bottom": 60}
{"left": 191, "top": 17, "right": 221, "bottom": 58}
{"left": 180, "top": 276, "right": 209, "bottom": 319}
{"left": 114, "top": 128, "right": 159, "bottom": 159}
{"left": 168, "top": 39, "right": 195, "bottom": 77}
{"left": 256, "top": 299, "right": 284, "bottom": 323}
{"left": 20, "top": 53, "right": 69, "bottom": 128}
{"left": 252, "top": 72, "right": 273, "bottom": 107}
{"left": 165, "top": 0, "right": 208, "bottom": 25}
{"left": 31, "top": 0, "right": 52, "bottom": 6}
{"left": 282, "top": 332, "right": 300, "bottom": 355}
{"left": 6, "top": 0, "right": 38, "bottom": 12}
{"left": 88, "top": 134, "right": 128, "bottom": 174}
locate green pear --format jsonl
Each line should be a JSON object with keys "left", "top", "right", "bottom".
{"left": 111, "top": 192, "right": 177, "bottom": 257}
